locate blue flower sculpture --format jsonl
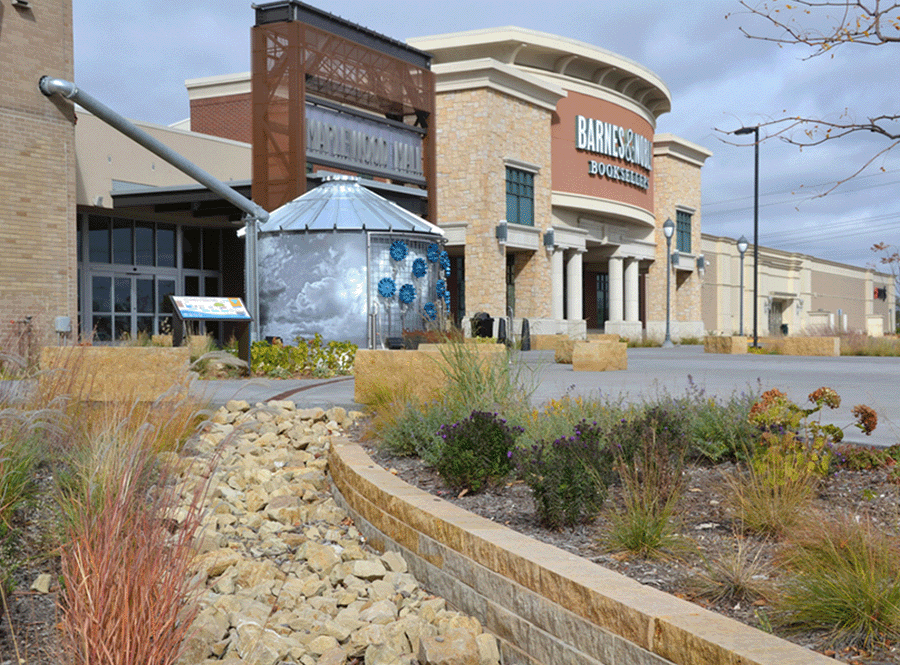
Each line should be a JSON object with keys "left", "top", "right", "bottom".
{"left": 377, "top": 277, "right": 396, "bottom": 298}
{"left": 444, "top": 291, "right": 451, "bottom": 307}
{"left": 390, "top": 239, "right": 408, "bottom": 262}
{"left": 399, "top": 283, "right": 416, "bottom": 304}
{"left": 412, "top": 257, "right": 428, "bottom": 278}
{"left": 423, "top": 302, "right": 437, "bottom": 320}
{"left": 439, "top": 251, "right": 451, "bottom": 277}
{"left": 436, "top": 279, "right": 446, "bottom": 298}
{"left": 427, "top": 243, "right": 440, "bottom": 263}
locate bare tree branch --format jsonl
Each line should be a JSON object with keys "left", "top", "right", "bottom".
{"left": 720, "top": 1, "right": 900, "bottom": 194}
{"left": 728, "top": 1, "right": 900, "bottom": 56}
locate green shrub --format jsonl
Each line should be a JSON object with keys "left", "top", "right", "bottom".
{"left": 375, "top": 400, "right": 457, "bottom": 462}
{"left": 777, "top": 515, "right": 900, "bottom": 648}
{"left": 251, "top": 333, "right": 357, "bottom": 377}
{"left": 676, "top": 380, "right": 759, "bottom": 462}
{"left": 434, "top": 411, "right": 522, "bottom": 492}
{"left": 601, "top": 408, "right": 689, "bottom": 558}
{"left": 516, "top": 419, "right": 615, "bottom": 528}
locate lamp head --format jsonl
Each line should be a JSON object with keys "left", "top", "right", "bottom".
{"left": 737, "top": 235, "right": 749, "bottom": 255}
{"left": 662, "top": 217, "right": 674, "bottom": 239}
{"left": 734, "top": 126, "right": 757, "bottom": 136}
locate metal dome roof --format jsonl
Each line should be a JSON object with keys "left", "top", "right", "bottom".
{"left": 257, "top": 175, "right": 443, "bottom": 236}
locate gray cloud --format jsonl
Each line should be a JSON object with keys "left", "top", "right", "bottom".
{"left": 74, "top": 0, "right": 900, "bottom": 269}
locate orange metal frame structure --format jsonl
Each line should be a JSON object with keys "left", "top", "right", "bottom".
{"left": 251, "top": 10, "right": 436, "bottom": 220}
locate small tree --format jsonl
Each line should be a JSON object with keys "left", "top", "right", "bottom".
{"left": 725, "top": 1, "right": 900, "bottom": 193}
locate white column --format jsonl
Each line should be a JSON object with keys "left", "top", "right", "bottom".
{"left": 551, "top": 248, "right": 564, "bottom": 320}
{"left": 624, "top": 257, "right": 639, "bottom": 322}
{"left": 608, "top": 256, "right": 624, "bottom": 322}
{"left": 566, "top": 250, "right": 583, "bottom": 321}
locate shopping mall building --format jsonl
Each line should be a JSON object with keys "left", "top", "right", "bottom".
{"left": 1, "top": 0, "right": 893, "bottom": 350}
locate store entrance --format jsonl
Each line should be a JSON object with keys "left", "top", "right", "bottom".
{"left": 89, "top": 272, "right": 177, "bottom": 342}
{"left": 583, "top": 272, "right": 609, "bottom": 330}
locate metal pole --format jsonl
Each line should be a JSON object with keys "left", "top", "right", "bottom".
{"left": 663, "top": 233, "right": 673, "bottom": 347}
{"left": 752, "top": 127, "right": 759, "bottom": 348}
{"left": 739, "top": 251, "right": 745, "bottom": 336}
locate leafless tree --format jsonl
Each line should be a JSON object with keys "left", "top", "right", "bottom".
{"left": 724, "top": 2, "right": 900, "bottom": 193}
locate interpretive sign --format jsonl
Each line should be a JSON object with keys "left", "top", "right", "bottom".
{"left": 169, "top": 296, "right": 251, "bottom": 364}
{"left": 170, "top": 296, "right": 251, "bottom": 320}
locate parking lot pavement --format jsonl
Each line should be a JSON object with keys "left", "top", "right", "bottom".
{"left": 190, "top": 345, "right": 900, "bottom": 448}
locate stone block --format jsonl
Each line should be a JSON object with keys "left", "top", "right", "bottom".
{"left": 571, "top": 342, "right": 627, "bottom": 372}
{"left": 39, "top": 346, "right": 191, "bottom": 402}
{"left": 353, "top": 346, "right": 506, "bottom": 405}
{"left": 781, "top": 336, "right": 840, "bottom": 357}
{"left": 703, "top": 336, "right": 748, "bottom": 354}
{"left": 554, "top": 340, "right": 575, "bottom": 364}
{"left": 531, "top": 335, "right": 570, "bottom": 352}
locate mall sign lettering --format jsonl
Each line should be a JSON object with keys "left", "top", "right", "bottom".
{"left": 306, "top": 103, "right": 424, "bottom": 184}
{"left": 576, "top": 115, "right": 652, "bottom": 190}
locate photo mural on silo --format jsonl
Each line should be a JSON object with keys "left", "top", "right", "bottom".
{"left": 258, "top": 232, "right": 368, "bottom": 348}
{"left": 370, "top": 235, "right": 451, "bottom": 345}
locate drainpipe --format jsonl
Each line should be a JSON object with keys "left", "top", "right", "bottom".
{"left": 38, "top": 76, "right": 267, "bottom": 342}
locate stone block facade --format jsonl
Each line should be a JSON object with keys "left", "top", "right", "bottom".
{"left": 434, "top": 87, "right": 553, "bottom": 320}
{"left": 0, "top": 2, "right": 77, "bottom": 349}
{"left": 647, "top": 136, "right": 710, "bottom": 341}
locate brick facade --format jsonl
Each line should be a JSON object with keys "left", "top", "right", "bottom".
{"left": 0, "top": 1, "right": 76, "bottom": 351}
{"left": 435, "top": 88, "right": 552, "bottom": 319}
{"left": 189, "top": 93, "right": 252, "bottom": 143}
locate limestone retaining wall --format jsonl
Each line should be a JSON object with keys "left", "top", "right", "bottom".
{"left": 39, "top": 346, "right": 191, "bottom": 401}
{"left": 329, "top": 441, "right": 837, "bottom": 665}
{"left": 703, "top": 336, "right": 748, "bottom": 354}
{"left": 353, "top": 345, "right": 506, "bottom": 405}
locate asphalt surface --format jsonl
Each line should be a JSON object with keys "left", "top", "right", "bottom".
{"left": 192, "top": 345, "right": 900, "bottom": 448}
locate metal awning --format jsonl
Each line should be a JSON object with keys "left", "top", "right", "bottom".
{"left": 257, "top": 175, "right": 443, "bottom": 236}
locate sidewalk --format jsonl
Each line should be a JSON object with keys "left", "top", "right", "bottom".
{"left": 191, "top": 345, "right": 900, "bottom": 448}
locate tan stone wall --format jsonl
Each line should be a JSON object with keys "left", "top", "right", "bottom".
{"left": 330, "top": 442, "right": 838, "bottom": 665}
{"left": 703, "top": 336, "right": 748, "bottom": 354}
{"left": 435, "top": 88, "right": 552, "bottom": 320}
{"left": 648, "top": 151, "right": 704, "bottom": 336}
{"left": 774, "top": 336, "right": 840, "bottom": 357}
{"left": 353, "top": 345, "right": 506, "bottom": 404}
{"left": 39, "top": 346, "right": 191, "bottom": 402}
{"left": 572, "top": 341, "right": 627, "bottom": 371}
{"left": 0, "top": 1, "right": 77, "bottom": 349}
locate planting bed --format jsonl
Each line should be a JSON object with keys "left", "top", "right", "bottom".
{"left": 356, "top": 422, "right": 900, "bottom": 665}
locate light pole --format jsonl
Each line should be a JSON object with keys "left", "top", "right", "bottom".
{"left": 734, "top": 125, "right": 759, "bottom": 348}
{"left": 662, "top": 217, "right": 675, "bottom": 348}
{"left": 737, "top": 235, "right": 748, "bottom": 336}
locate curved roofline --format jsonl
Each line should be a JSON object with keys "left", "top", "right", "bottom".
{"left": 408, "top": 26, "right": 671, "bottom": 118}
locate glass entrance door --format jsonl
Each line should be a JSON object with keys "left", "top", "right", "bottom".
{"left": 90, "top": 273, "right": 176, "bottom": 341}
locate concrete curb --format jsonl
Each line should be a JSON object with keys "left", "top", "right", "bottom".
{"left": 328, "top": 439, "right": 837, "bottom": 665}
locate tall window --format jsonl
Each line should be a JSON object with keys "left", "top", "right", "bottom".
{"left": 506, "top": 167, "right": 534, "bottom": 226}
{"left": 676, "top": 210, "right": 692, "bottom": 253}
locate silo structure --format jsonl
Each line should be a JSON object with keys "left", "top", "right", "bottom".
{"left": 257, "top": 175, "right": 446, "bottom": 348}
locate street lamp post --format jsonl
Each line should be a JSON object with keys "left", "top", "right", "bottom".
{"left": 734, "top": 125, "right": 760, "bottom": 348}
{"left": 737, "top": 235, "right": 748, "bottom": 336}
{"left": 662, "top": 217, "right": 675, "bottom": 348}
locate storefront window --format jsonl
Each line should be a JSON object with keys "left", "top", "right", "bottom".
{"left": 676, "top": 210, "right": 692, "bottom": 253}
{"left": 506, "top": 167, "right": 534, "bottom": 226}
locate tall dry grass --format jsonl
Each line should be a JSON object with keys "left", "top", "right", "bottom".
{"left": 58, "top": 429, "right": 208, "bottom": 665}
{"left": 1, "top": 342, "right": 211, "bottom": 663}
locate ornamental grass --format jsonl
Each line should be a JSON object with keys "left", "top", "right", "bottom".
{"left": 776, "top": 513, "right": 900, "bottom": 649}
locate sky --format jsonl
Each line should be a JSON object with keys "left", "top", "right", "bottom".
{"left": 71, "top": 1, "right": 900, "bottom": 271}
